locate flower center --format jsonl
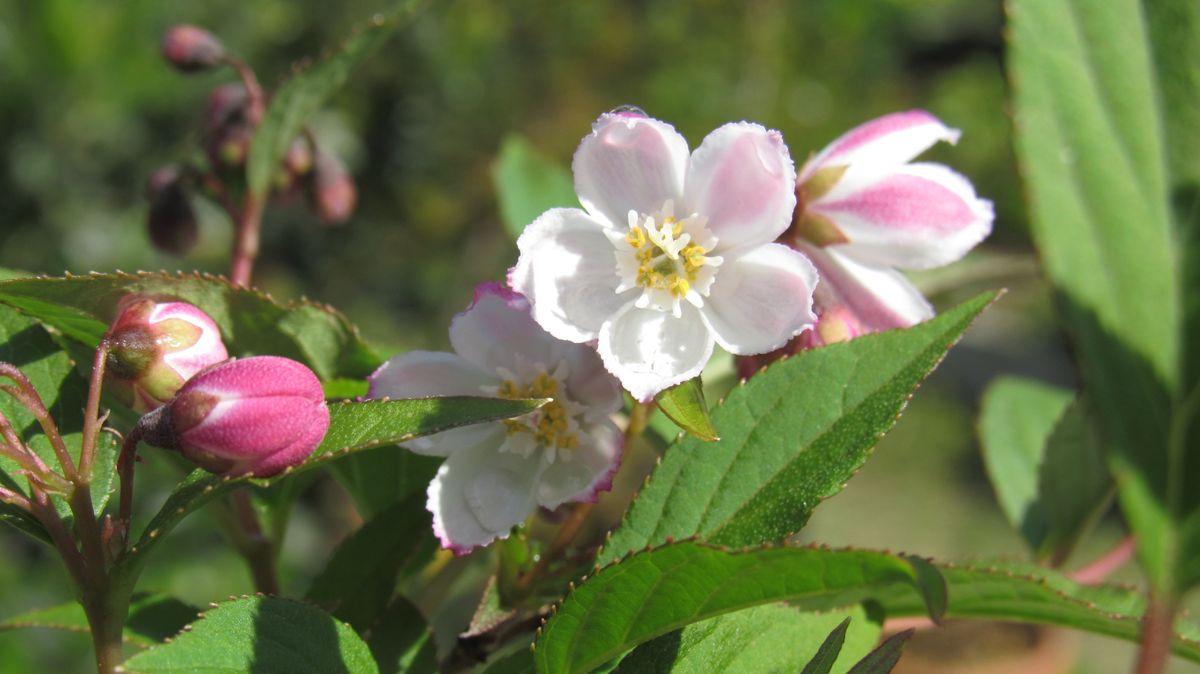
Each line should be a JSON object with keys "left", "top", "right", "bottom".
{"left": 490, "top": 361, "right": 582, "bottom": 463}
{"left": 612, "top": 200, "right": 723, "bottom": 317}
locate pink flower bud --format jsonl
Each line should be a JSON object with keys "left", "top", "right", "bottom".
{"left": 139, "top": 357, "right": 330, "bottom": 478}
{"left": 162, "top": 25, "right": 226, "bottom": 73}
{"left": 105, "top": 297, "right": 228, "bottom": 413}
{"left": 310, "top": 151, "right": 357, "bottom": 225}
{"left": 145, "top": 166, "right": 198, "bottom": 255}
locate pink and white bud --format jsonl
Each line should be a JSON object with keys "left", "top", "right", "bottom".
{"left": 138, "top": 356, "right": 329, "bottom": 478}
{"left": 105, "top": 297, "right": 229, "bottom": 413}
{"left": 310, "top": 151, "right": 357, "bottom": 225}
{"left": 162, "top": 25, "right": 226, "bottom": 73}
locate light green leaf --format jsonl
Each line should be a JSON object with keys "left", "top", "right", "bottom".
{"left": 599, "top": 292, "right": 996, "bottom": 564}
{"left": 492, "top": 135, "right": 579, "bottom": 240}
{"left": 245, "top": 1, "right": 423, "bottom": 201}
{"left": 654, "top": 378, "right": 718, "bottom": 442}
{"left": 121, "top": 596, "right": 378, "bottom": 674}
{"left": 0, "top": 272, "right": 380, "bottom": 381}
{"left": 1009, "top": 0, "right": 1181, "bottom": 590}
{"left": 366, "top": 597, "right": 438, "bottom": 674}
{"left": 0, "top": 593, "right": 197, "bottom": 649}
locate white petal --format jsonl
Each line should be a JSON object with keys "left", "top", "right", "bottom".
{"left": 699, "top": 244, "right": 817, "bottom": 354}
{"left": 367, "top": 351, "right": 502, "bottom": 456}
{"left": 537, "top": 419, "right": 623, "bottom": 509}
{"left": 798, "top": 242, "right": 933, "bottom": 332}
{"left": 562, "top": 345, "right": 625, "bottom": 417}
{"left": 573, "top": 112, "right": 690, "bottom": 228}
{"left": 428, "top": 442, "right": 541, "bottom": 554}
{"left": 598, "top": 302, "right": 714, "bottom": 401}
{"left": 801, "top": 110, "right": 960, "bottom": 180}
{"left": 449, "top": 282, "right": 568, "bottom": 373}
{"left": 512, "top": 208, "right": 634, "bottom": 343}
{"left": 810, "top": 162, "right": 994, "bottom": 270}
{"left": 683, "top": 122, "right": 797, "bottom": 252}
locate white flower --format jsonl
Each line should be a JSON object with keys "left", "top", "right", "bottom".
{"left": 511, "top": 111, "right": 818, "bottom": 401}
{"left": 367, "top": 283, "right": 623, "bottom": 553}
{"left": 789, "top": 110, "right": 994, "bottom": 333}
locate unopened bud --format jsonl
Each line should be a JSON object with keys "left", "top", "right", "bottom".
{"left": 146, "top": 166, "right": 198, "bottom": 255}
{"left": 162, "top": 25, "right": 226, "bottom": 73}
{"left": 105, "top": 297, "right": 228, "bottom": 413}
{"left": 310, "top": 151, "right": 357, "bottom": 225}
{"left": 284, "top": 138, "right": 314, "bottom": 176}
{"left": 137, "top": 356, "right": 329, "bottom": 478}
{"left": 204, "top": 83, "right": 249, "bottom": 134}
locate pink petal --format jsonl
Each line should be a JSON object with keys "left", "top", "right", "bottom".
{"left": 684, "top": 123, "right": 797, "bottom": 252}
{"left": 536, "top": 419, "right": 623, "bottom": 509}
{"left": 573, "top": 113, "right": 690, "bottom": 229}
{"left": 597, "top": 302, "right": 714, "bottom": 402}
{"left": 698, "top": 243, "right": 817, "bottom": 355}
{"left": 801, "top": 110, "right": 960, "bottom": 180}
{"left": 797, "top": 242, "right": 934, "bottom": 333}
{"left": 240, "top": 401, "right": 330, "bottom": 477}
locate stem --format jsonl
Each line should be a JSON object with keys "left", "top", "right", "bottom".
{"left": 81, "top": 590, "right": 128, "bottom": 674}
{"left": 1134, "top": 592, "right": 1175, "bottom": 674}
{"left": 227, "top": 58, "right": 265, "bottom": 126}
{"left": 230, "top": 489, "right": 280, "bottom": 595}
{"left": 0, "top": 365, "right": 78, "bottom": 481}
{"left": 1069, "top": 535, "right": 1136, "bottom": 585}
{"left": 78, "top": 341, "right": 110, "bottom": 482}
{"left": 116, "top": 427, "right": 143, "bottom": 543}
{"left": 229, "top": 193, "right": 264, "bottom": 287}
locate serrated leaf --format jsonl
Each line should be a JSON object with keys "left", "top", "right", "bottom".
{"left": 654, "top": 378, "right": 717, "bottom": 442}
{"left": 492, "top": 135, "right": 579, "bottom": 240}
{"left": 0, "top": 593, "right": 197, "bottom": 649}
{"left": 246, "top": 1, "right": 422, "bottom": 201}
{"left": 121, "top": 596, "right": 378, "bottom": 674}
{"left": 534, "top": 542, "right": 942, "bottom": 674}
{"left": 599, "top": 292, "right": 996, "bottom": 565}
{"left": 1009, "top": 0, "right": 1182, "bottom": 590}
{"left": 366, "top": 596, "right": 437, "bottom": 674}
{"left": 306, "top": 493, "right": 433, "bottom": 631}
{"left": 845, "top": 629, "right": 910, "bottom": 674}
{"left": 0, "top": 272, "right": 380, "bottom": 381}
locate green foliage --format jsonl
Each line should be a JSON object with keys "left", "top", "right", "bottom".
{"left": 844, "top": 630, "right": 910, "bottom": 674}
{"left": 0, "top": 594, "right": 197, "bottom": 650}
{"left": 492, "top": 135, "right": 580, "bottom": 240}
{"left": 0, "top": 272, "right": 380, "bottom": 381}
{"left": 599, "top": 292, "right": 996, "bottom": 564}
{"left": 366, "top": 597, "right": 437, "bottom": 674}
{"left": 979, "top": 377, "right": 1112, "bottom": 561}
{"left": 121, "top": 596, "right": 378, "bottom": 674}
{"left": 653, "top": 378, "right": 718, "bottom": 443}
{"left": 332, "top": 448, "right": 441, "bottom": 519}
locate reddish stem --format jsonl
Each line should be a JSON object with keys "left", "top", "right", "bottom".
{"left": 230, "top": 193, "right": 264, "bottom": 287}
{"left": 1134, "top": 592, "right": 1175, "bottom": 674}
{"left": 230, "top": 489, "right": 280, "bottom": 595}
{"left": 78, "top": 341, "right": 110, "bottom": 483}
{"left": 1069, "top": 535, "right": 1136, "bottom": 585}
{"left": 116, "top": 427, "right": 143, "bottom": 544}
{"left": 0, "top": 365, "right": 77, "bottom": 482}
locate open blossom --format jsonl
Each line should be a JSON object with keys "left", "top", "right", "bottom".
{"left": 368, "top": 284, "right": 623, "bottom": 553}
{"left": 788, "top": 110, "right": 993, "bottom": 334}
{"left": 511, "top": 111, "right": 817, "bottom": 401}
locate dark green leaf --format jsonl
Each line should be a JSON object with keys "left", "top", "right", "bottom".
{"left": 0, "top": 593, "right": 197, "bottom": 649}
{"left": 246, "top": 1, "right": 423, "bottom": 200}
{"left": 0, "top": 271, "right": 380, "bottom": 381}
{"left": 121, "top": 596, "right": 378, "bottom": 674}
{"left": 492, "top": 135, "right": 579, "bottom": 240}
{"left": 332, "top": 448, "right": 441, "bottom": 519}
{"left": 845, "top": 629, "right": 910, "bottom": 674}
{"left": 654, "top": 378, "right": 718, "bottom": 442}
{"left": 1145, "top": 0, "right": 1200, "bottom": 188}
{"left": 799, "top": 618, "right": 850, "bottom": 674}
{"left": 599, "top": 292, "right": 996, "bottom": 564}
{"left": 366, "top": 596, "right": 437, "bottom": 674}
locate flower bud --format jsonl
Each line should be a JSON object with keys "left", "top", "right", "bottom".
{"left": 138, "top": 356, "right": 330, "bottom": 478}
{"left": 146, "top": 166, "right": 198, "bottom": 255}
{"left": 162, "top": 25, "right": 226, "bottom": 73}
{"left": 105, "top": 297, "right": 228, "bottom": 413}
{"left": 310, "top": 151, "right": 357, "bottom": 225}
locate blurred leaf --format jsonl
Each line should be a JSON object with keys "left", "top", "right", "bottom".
{"left": 599, "top": 292, "right": 996, "bottom": 564}
{"left": 0, "top": 272, "right": 381, "bottom": 381}
{"left": 534, "top": 542, "right": 943, "bottom": 674}
{"left": 800, "top": 618, "right": 851, "bottom": 674}
{"left": 1145, "top": 0, "right": 1200, "bottom": 188}
{"left": 845, "top": 630, "right": 911, "bottom": 674}
{"left": 653, "top": 378, "right": 718, "bottom": 442}
{"left": 616, "top": 607, "right": 879, "bottom": 674}
{"left": 979, "top": 377, "right": 1113, "bottom": 562}
{"left": 121, "top": 596, "right": 377, "bottom": 674}
{"left": 1009, "top": 0, "right": 1183, "bottom": 590}
{"left": 332, "top": 448, "right": 441, "bottom": 520}
{"left": 306, "top": 493, "right": 433, "bottom": 632}
{"left": 246, "top": 1, "right": 424, "bottom": 201}
{"left": 492, "top": 135, "right": 579, "bottom": 240}
{"left": 0, "top": 593, "right": 197, "bottom": 650}
{"left": 366, "top": 596, "right": 437, "bottom": 674}
{"left": 324, "top": 377, "right": 371, "bottom": 399}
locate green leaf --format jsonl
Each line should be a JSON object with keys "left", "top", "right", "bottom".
{"left": 366, "top": 596, "right": 437, "bottom": 674}
{"left": 979, "top": 377, "right": 1112, "bottom": 562}
{"left": 0, "top": 593, "right": 197, "bottom": 649}
{"left": 121, "top": 596, "right": 378, "bottom": 674}
{"left": 653, "top": 378, "right": 718, "bottom": 442}
{"left": 800, "top": 618, "right": 850, "bottom": 674}
{"left": 599, "top": 292, "right": 996, "bottom": 564}
{"left": 1008, "top": 0, "right": 1181, "bottom": 589}
{"left": 845, "top": 629, "right": 910, "bottom": 674}
{"left": 246, "top": 1, "right": 423, "bottom": 201}
{"left": 306, "top": 493, "right": 433, "bottom": 632}
{"left": 534, "top": 542, "right": 943, "bottom": 674}
{"left": 332, "top": 448, "right": 441, "bottom": 519}
{"left": 616, "top": 607, "right": 880, "bottom": 674}
{"left": 1145, "top": 0, "right": 1200, "bottom": 188}
{"left": 492, "top": 135, "right": 579, "bottom": 240}
{"left": 0, "top": 272, "right": 381, "bottom": 381}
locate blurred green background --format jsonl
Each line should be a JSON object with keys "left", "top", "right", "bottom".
{"left": 0, "top": 0, "right": 1182, "bottom": 672}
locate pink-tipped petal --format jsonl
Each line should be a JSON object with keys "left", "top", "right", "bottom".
{"left": 450, "top": 284, "right": 566, "bottom": 374}
{"left": 798, "top": 242, "right": 934, "bottom": 332}
{"left": 684, "top": 123, "right": 797, "bottom": 252}
{"left": 537, "top": 418, "right": 623, "bottom": 509}
{"left": 598, "top": 302, "right": 714, "bottom": 402}
{"left": 802, "top": 110, "right": 960, "bottom": 180}
{"left": 809, "top": 162, "right": 993, "bottom": 270}
{"left": 698, "top": 244, "right": 818, "bottom": 355}
{"left": 573, "top": 113, "right": 690, "bottom": 229}
{"left": 240, "top": 401, "right": 331, "bottom": 477}
{"left": 428, "top": 442, "right": 540, "bottom": 554}
{"left": 512, "top": 208, "right": 634, "bottom": 343}
{"left": 150, "top": 302, "right": 229, "bottom": 377}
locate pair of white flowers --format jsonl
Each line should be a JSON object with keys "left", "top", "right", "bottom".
{"left": 370, "top": 109, "right": 993, "bottom": 551}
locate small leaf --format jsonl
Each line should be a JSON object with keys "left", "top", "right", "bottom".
{"left": 121, "top": 596, "right": 378, "bottom": 674}
{"left": 799, "top": 618, "right": 850, "bottom": 674}
{"left": 492, "top": 135, "right": 579, "bottom": 240}
{"left": 654, "top": 378, "right": 718, "bottom": 442}
{"left": 845, "top": 630, "right": 911, "bottom": 674}
{"left": 246, "top": 1, "right": 423, "bottom": 201}
{"left": 366, "top": 596, "right": 437, "bottom": 674}
{"left": 0, "top": 593, "right": 197, "bottom": 649}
